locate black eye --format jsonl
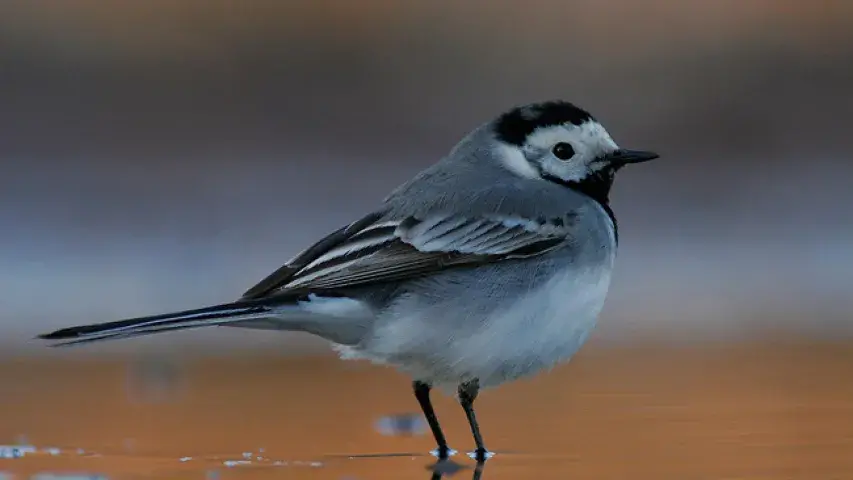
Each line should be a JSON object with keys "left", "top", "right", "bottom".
{"left": 552, "top": 142, "right": 575, "bottom": 160}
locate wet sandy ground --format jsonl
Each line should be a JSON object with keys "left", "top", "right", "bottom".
{"left": 2, "top": 339, "right": 853, "bottom": 479}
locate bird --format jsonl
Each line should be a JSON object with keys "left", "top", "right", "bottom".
{"left": 38, "top": 100, "right": 658, "bottom": 462}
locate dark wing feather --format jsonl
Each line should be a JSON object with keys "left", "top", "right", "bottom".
{"left": 241, "top": 211, "right": 571, "bottom": 299}
{"left": 240, "top": 211, "right": 385, "bottom": 299}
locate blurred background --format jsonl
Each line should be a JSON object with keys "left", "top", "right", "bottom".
{"left": 1, "top": 1, "right": 852, "bottom": 478}
{"left": 3, "top": 0, "right": 853, "bottom": 350}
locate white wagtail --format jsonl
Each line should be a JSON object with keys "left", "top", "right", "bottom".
{"left": 39, "top": 100, "right": 658, "bottom": 461}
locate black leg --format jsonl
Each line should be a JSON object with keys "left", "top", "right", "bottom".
{"left": 458, "top": 379, "right": 491, "bottom": 462}
{"left": 413, "top": 380, "right": 452, "bottom": 458}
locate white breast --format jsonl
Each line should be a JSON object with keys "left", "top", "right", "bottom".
{"left": 497, "top": 262, "right": 612, "bottom": 358}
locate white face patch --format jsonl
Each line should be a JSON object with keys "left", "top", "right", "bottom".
{"left": 493, "top": 119, "right": 623, "bottom": 183}
{"left": 525, "top": 121, "right": 618, "bottom": 157}
{"left": 514, "top": 120, "right": 621, "bottom": 183}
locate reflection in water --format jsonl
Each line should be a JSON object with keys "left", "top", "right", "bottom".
{"left": 327, "top": 454, "right": 487, "bottom": 479}
{"left": 375, "top": 413, "right": 427, "bottom": 436}
{"left": 125, "top": 356, "right": 185, "bottom": 404}
{"left": 428, "top": 459, "right": 485, "bottom": 480}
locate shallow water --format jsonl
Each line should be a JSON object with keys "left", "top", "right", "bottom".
{"left": 2, "top": 340, "right": 853, "bottom": 479}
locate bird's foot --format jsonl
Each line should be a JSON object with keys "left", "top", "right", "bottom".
{"left": 467, "top": 448, "right": 494, "bottom": 462}
{"left": 430, "top": 446, "right": 458, "bottom": 459}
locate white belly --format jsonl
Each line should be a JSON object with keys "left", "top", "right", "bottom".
{"left": 336, "top": 260, "right": 614, "bottom": 392}
{"left": 448, "top": 262, "right": 614, "bottom": 388}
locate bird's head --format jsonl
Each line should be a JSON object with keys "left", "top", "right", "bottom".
{"left": 489, "top": 101, "right": 658, "bottom": 202}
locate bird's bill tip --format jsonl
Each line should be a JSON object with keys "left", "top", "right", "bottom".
{"left": 608, "top": 149, "right": 659, "bottom": 165}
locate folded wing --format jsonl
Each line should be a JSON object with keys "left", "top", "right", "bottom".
{"left": 241, "top": 211, "right": 573, "bottom": 299}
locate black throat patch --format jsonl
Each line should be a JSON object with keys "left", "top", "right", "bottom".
{"left": 541, "top": 167, "right": 620, "bottom": 245}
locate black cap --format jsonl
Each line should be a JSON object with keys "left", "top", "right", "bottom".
{"left": 494, "top": 101, "right": 595, "bottom": 146}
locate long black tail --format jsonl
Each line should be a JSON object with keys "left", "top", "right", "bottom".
{"left": 37, "top": 301, "right": 274, "bottom": 347}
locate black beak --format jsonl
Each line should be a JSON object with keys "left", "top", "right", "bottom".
{"left": 606, "top": 149, "right": 659, "bottom": 166}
